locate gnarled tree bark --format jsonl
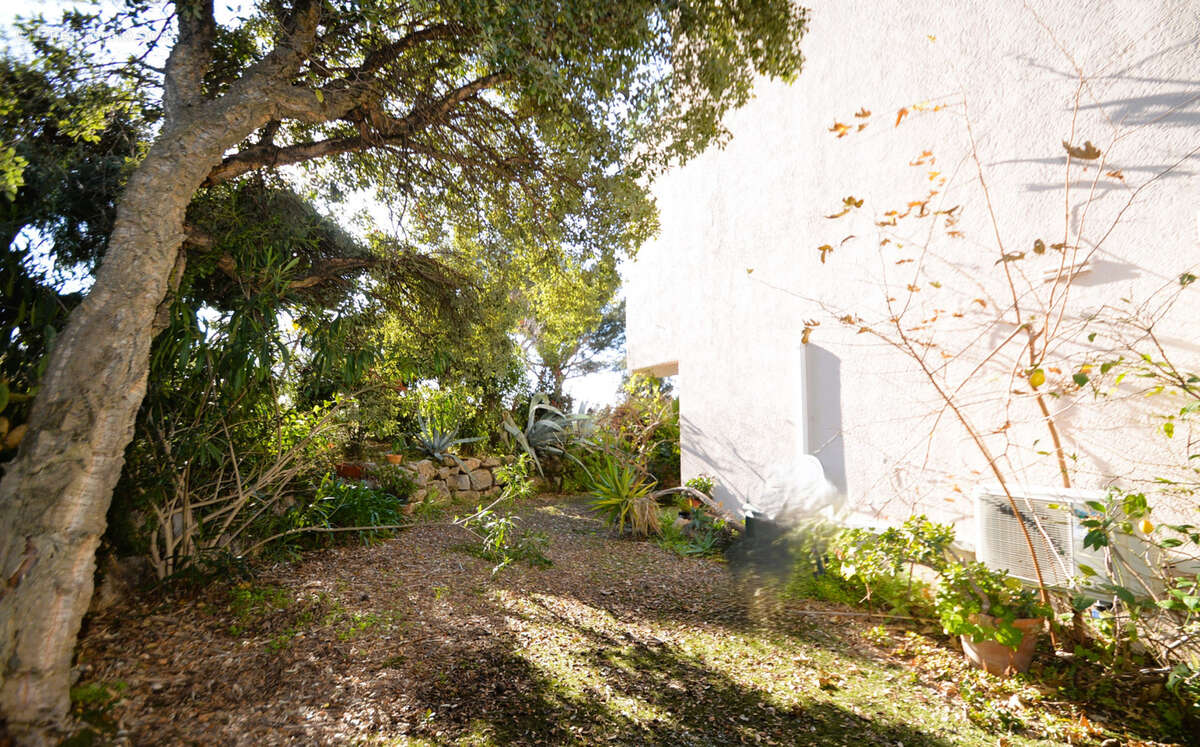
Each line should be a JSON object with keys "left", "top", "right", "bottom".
{"left": 0, "top": 2, "right": 323, "bottom": 739}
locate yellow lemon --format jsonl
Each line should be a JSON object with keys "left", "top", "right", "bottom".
{"left": 1029, "top": 369, "right": 1046, "bottom": 389}
{"left": 1138, "top": 518, "right": 1154, "bottom": 534}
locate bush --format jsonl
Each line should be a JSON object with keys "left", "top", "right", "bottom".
{"left": 297, "top": 476, "right": 405, "bottom": 543}
{"left": 656, "top": 504, "right": 731, "bottom": 558}
{"left": 586, "top": 452, "right": 659, "bottom": 538}
{"left": 936, "top": 561, "right": 1050, "bottom": 648}
{"left": 594, "top": 374, "right": 679, "bottom": 487}
{"left": 458, "top": 454, "right": 551, "bottom": 573}
{"left": 372, "top": 464, "right": 417, "bottom": 502}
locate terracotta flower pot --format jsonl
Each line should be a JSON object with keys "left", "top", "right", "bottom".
{"left": 960, "top": 616, "right": 1043, "bottom": 676}
{"left": 385, "top": 453, "right": 404, "bottom": 465}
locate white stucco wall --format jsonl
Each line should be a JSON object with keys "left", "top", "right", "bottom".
{"left": 626, "top": 0, "right": 1200, "bottom": 531}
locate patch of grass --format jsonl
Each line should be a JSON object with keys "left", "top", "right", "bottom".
{"left": 64, "top": 680, "right": 129, "bottom": 746}
{"left": 226, "top": 583, "right": 292, "bottom": 635}
{"left": 336, "top": 610, "right": 404, "bottom": 641}
{"left": 70, "top": 680, "right": 127, "bottom": 708}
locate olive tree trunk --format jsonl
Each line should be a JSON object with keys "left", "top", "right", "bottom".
{"left": 0, "top": 108, "right": 273, "bottom": 745}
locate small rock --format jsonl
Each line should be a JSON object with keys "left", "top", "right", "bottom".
{"left": 454, "top": 474, "right": 472, "bottom": 492}
{"left": 412, "top": 459, "right": 438, "bottom": 481}
{"left": 481, "top": 456, "right": 501, "bottom": 468}
{"left": 461, "top": 457, "right": 481, "bottom": 472}
{"left": 468, "top": 469, "right": 493, "bottom": 490}
{"left": 89, "top": 555, "right": 153, "bottom": 614}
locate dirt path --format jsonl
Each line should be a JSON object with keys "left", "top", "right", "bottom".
{"left": 72, "top": 497, "right": 1180, "bottom": 745}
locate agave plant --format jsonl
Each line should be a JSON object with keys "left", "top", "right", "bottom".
{"left": 502, "top": 393, "right": 593, "bottom": 477}
{"left": 414, "top": 416, "right": 481, "bottom": 468}
{"left": 586, "top": 452, "right": 659, "bottom": 538}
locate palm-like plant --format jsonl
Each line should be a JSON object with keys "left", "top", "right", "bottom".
{"left": 502, "top": 393, "right": 593, "bottom": 477}
{"left": 413, "top": 416, "right": 481, "bottom": 468}
{"left": 586, "top": 453, "right": 660, "bottom": 538}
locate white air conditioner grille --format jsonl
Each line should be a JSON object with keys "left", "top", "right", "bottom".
{"left": 976, "top": 493, "right": 1074, "bottom": 587}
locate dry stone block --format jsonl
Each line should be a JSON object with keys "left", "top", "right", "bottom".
{"left": 461, "top": 457, "right": 481, "bottom": 472}
{"left": 441, "top": 455, "right": 458, "bottom": 467}
{"left": 468, "top": 469, "right": 493, "bottom": 490}
{"left": 437, "top": 466, "right": 452, "bottom": 480}
{"left": 454, "top": 473, "right": 472, "bottom": 491}
{"left": 426, "top": 480, "right": 449, "bottom": 501}
{"left": 458, "top": 489, "right": 481, "bottom": 503}
{"left": 411, "top": 488, "right": 428, "bottom": 503}
{"left": 481, "top": 456, "right": 501, "bottom": 468}
{"left": 413, "top": 459, "right": 437, "bottom": 481}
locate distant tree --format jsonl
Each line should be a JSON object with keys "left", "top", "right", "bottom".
{"left": 518, "top": 255, "right": 626, "bottom": 408}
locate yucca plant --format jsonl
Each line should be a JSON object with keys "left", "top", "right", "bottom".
{"left": 502, "top": 393, "right": 593, "bottom": 477}
{"left": 587, "top": 452, "right": 660, "bottom": 538}
{"left": 413, "top": 416, "right": 481, "bottom": 468}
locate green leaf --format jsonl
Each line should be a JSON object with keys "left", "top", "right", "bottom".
{"left": 1111, "top": 586, "right": 1136, "bottom": 605}
{"left": 1163, "top": 421, "right": 1175, "bottom": 438}
{"left": 1077, "top": 563, "right": 1098, "bottom": 577}
{"left": 1085, "top": 500, "right": 1106, "bottom": 513}
{"left": 1072, "top": 372, "right": 1089, "bottom": 386}
{"left": 1083, "top": 529, "right": 1108, "bottom": 550}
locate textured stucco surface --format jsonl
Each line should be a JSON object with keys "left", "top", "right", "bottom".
{"left": 626, "top": 0, "right": 1200, "bottom": 530}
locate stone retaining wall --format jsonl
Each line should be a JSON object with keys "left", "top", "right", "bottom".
{"left": 344, "top": 455, "right": 515, "bottom": 507}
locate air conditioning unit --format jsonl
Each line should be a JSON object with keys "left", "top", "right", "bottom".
{"left": 974, "top": 485, "right": 1113, "bottom": 590}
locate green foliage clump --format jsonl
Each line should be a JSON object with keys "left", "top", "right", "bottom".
{"left": 657, "top": 504, "right": 730, "bottom": 558}
{"left": 597, "top": 375, "right": 680, "bottom": 488}
{"left": 413, "top": 415, "right": 482, "bottom": 464}
{"left": 504, "top": 393, "right": 593, "bottom": 479}
{"left": 831, "top": 515, "right": 954, "bottom": 615}
{"left": 459, "top": 454, "right": 551, "bottom": 573}
{"left": 936, "top": 561, "right": 1050, "bottom": 648}
{"left": 586, "top": 452, "right": 659, "bottom": 538}
{"left": 372, "top": 464, "right": 417, "bottom": 502}
{"left": 788, "top": 515, "right": 1049, "bottom": 647}
{"left": 684, "top": 473, "right": 716, "bottom": 497}
{"left": 297, "top": 476, "right": 406, "bottom": 544}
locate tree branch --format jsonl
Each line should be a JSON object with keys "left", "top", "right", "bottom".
{"left": 162, "top": 0, "right": 216, "bottom": 117}
{"left": 204, "top": 72, "right": 510, "bottom": 185}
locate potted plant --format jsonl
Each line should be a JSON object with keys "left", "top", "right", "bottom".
{"left": 935, "top": 561, "right": 1050, "bottom": 676}
{"left": 386, "top": 438, "right": 405, "bottom": 465}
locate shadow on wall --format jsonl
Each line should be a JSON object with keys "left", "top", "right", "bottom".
{"left": 1001, "top": 53, "right": 1200, "bottom": 194}
{"left": 805, "top": 344, "right": 847, "bottom": 494}
{"left": 677, "top": 344, "right": 847, "bottom": 517}
{"left": 679, "top": 414, "right": 764, "bottom": 514}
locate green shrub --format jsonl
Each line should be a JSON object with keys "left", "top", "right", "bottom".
{"left": 297, "top": 476, "right": 405, "bottom": 543}
{"left": 936, "top": 561, "right": 1050, "bottom": 648}
{"left": 656, "top": 506, "right": 730, "bottom": 558}
{"left": 684, "top": 473, "right": 715, "bottom": 496}
{"left": 458, "top": 454, "right": 550, "bottom": 573}
{"left": 373, "top": 463, "right": 417, "bottom": 501}
{"left": 586, "top": 452, "right": 659, "bottom": 537}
